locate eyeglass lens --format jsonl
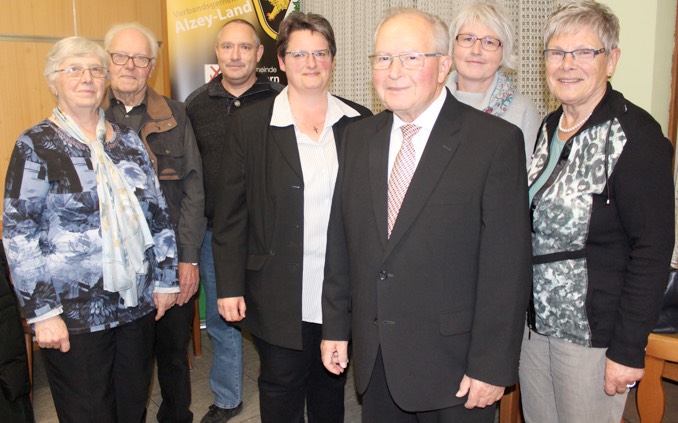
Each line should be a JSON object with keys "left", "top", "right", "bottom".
{"left": 110, "top": 53, "right": 152, "bottom": 68}
{"left": 57, "top": 66, "right": 107, "bottom": 78}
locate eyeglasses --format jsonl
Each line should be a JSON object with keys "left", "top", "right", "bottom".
{"left": 53, "top": 66, "right": 108, "bottom": 78}
{"left": 109, "top": 52, "right": 154, "bottom": 68}
{"left": 284, "top": 50, "right": 332, "bottom": 62}
{"left": 543, "top": 48, "right": 606, "bottom": 63}
{"left": 369, "top": 53, "right": 443, "bottom": 70}
{"left": 455, "top": 34, "right": 503, "bottom": 52}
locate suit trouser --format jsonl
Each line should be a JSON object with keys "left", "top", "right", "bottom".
{"left": 155, "top": 297, "right": 195, "bottom": 423}
{"left": 362, "top": 349, "right": 496, "bottom": 423}
{"left": 42, "top": 312, "right": 155, "bottom": 423}
{"left": 253, "top": 322, "right": 346, "bottom": 423}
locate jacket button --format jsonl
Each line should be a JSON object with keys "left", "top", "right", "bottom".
{"left": 378, "top": 270, "right": 387, "bottom": 281}
{"left": 234, "top": 100, "right": 241, "bottom": 107}
{"left": 373, "top": 318, "right": 378, "bottom": 324}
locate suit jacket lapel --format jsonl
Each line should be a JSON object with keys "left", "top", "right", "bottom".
{"left": 369, "top": 113, "right": 394, "bottom": 249}
{"left": 384, "top": 96, "right": 463, "bottom": 258}
{"left": 270, "top": 113, "right": 361, "bottom": 180}
{"left": 270, "top": 125, "right": 303, "bottom": 180}
{"left": 332, "top": 116, "right": 352, "bottom": 152}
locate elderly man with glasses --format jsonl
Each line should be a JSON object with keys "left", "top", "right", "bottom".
{"left": 321, "top": 8, "right": 531, "bottom": 423}
{"left": 103, "top": 22, "right": 206, "bottom": 423}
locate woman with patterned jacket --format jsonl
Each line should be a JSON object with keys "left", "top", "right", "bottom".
{"left": 519, "top": 2, "right": 674, "bottom": 422}
{"left": 2, "top": 36, "right": 178, "bottom": 423}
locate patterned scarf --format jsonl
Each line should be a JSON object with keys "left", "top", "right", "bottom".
{"left": 51, "top": 107, "right": 154, "bottom": 307}
{"left": 483, "top": 70, "right": 516, "bottom": 117}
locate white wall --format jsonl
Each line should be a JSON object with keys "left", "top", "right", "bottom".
{"left": 601, "top": 0, "right": 676, "bottom": 136}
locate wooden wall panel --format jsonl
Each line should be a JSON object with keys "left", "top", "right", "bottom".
{"left": 75, "top": 0, "right": 165, "bottom": 97}
{"left": 0, "top": 0, "right": 74, "bottom": 37}
{"left": 0, "top": 42, "right": 56, "bottom": 193}
{"left": 0, "top": 1, "right": 167, "bottom": 213}
{"left": 75, "top": 0, "right": 162, "bottom": 39}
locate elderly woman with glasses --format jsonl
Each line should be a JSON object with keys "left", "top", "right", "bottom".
{"left": 211, "top": 11, "right": 371, "bottom": 423}
{"left": 2, "top": 36, "right": 178, "bottom": 422}
{"left": 446, "top": 2, "right": 540, "bottom": 166}
{"left": 520, "top": 1, "right": 674, "bottom": 422}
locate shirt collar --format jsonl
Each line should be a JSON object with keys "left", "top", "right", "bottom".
{"left": 270, "top": 86, "right": 360, "bottom": 129}
{"left": 207, "top": 72, "right": 278, "bottom": 99}
{"left": 108, "top": 87, "right": 148, "bottom": 110}
{"left": 392, "top": 88, "right": 447, "bottom": 131}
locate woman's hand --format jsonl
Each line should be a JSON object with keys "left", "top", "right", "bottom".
{"left": 218, "top": 297, "right": 246, "bottom": 322}
{"left": 34, "top": 316, "right": 70, "bottom": 352}
{"left": 604, "top": 358, "right": 644, "bottom": 395}
{"left": 154, "top": 292, "right": 178, "bottom": 320}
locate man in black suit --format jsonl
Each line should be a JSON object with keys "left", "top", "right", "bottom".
{"left": 321, "top": 8, "right": 532, "bottom": 422}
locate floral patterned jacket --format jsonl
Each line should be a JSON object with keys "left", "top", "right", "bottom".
{"left": 2, "top": 119, "right": 177, "bottom": 334}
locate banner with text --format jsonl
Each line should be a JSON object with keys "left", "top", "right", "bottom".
{"left": 165, "top": 0, "right": 299, "bottom": 100}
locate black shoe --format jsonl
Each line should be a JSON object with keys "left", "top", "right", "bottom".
{"left": 199, "top": 403, "right": 243, "bottom": 423}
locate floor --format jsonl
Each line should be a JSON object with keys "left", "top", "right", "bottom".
{"left": 30, "top": 329, "right": 678, "bottom": 423}
{"left": 31, "top": 330, "right": 361, "bottom": 423}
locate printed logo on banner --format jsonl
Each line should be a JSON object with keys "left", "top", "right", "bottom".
{"left": 253, "top": 0, "right": 292, "bottom": 38}
{"left": 204, "top": 64, "right": 221, "bottom": 83}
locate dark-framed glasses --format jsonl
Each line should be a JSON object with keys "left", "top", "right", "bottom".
{"left": 455, "top": 34, "right": 503, "bottom": 51}
{"left": 53, "top": 66, "right": 108, "bottom": 78}
{"left": 369, "top": 53, "right": 442, "bottom": 70}
{"left": 285, "top": 49, "right": 332, "bottom": 62}
{"left": 109, "top": 52, "right": 154, "bottom": 68}
{"left": 543, "top": 48, "right": 606, "bottom": 63}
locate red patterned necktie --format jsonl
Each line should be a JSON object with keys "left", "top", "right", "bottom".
{"left": 387, "top": 124, "right": 421, "bottom": 238}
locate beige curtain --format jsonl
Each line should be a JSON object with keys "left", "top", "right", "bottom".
{"left": 300, "top": 0, "right": 560, "bottom": 114}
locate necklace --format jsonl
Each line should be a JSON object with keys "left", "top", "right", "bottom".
{"left": 558, "top": 111, "right": 592, "bottom": 133}
{"left": 292, "top": 107, "right": 326, "bottom": 135}
{"left": 296, "top": 117, "right": 325, "bottom": 134}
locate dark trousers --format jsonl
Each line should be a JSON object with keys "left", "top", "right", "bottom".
{"left": 42, "top": 312, "right": 155, "bottom": 423}
{"left": 0, "top": 266, "right": 35, "bottom": 423}
{"left": 155, "top": 297, "right": 195, "bottom": 423}
{"left": 253, "top": 322, "right": 346, "bottom": 423}
{"left": 362, "top": 349, "right": 496, "bottom": 423}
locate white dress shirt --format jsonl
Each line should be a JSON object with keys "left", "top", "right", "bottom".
{"left": 270, "top": 87, "right": 360, "bottom": 324}
{"left": 388, "top": 89, "right": 448, "bottom": 177}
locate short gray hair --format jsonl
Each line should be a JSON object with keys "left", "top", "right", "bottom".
{"left": 44, "top": 36, "right": 108, "bottom": 85}
{"left": 448, "top": 3, "right": 517, "bottom": 71}
{"left": 544, "top": 0, "right": 619, "bottom": 52}
{"left": 374, "top": 8, "right": 449, "bottom": 56}
{"left": 104, "top": 22, "right": 158, "bottom": 58}
{"left": 216, "top": 19, "right": 261, "bottom": 46}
